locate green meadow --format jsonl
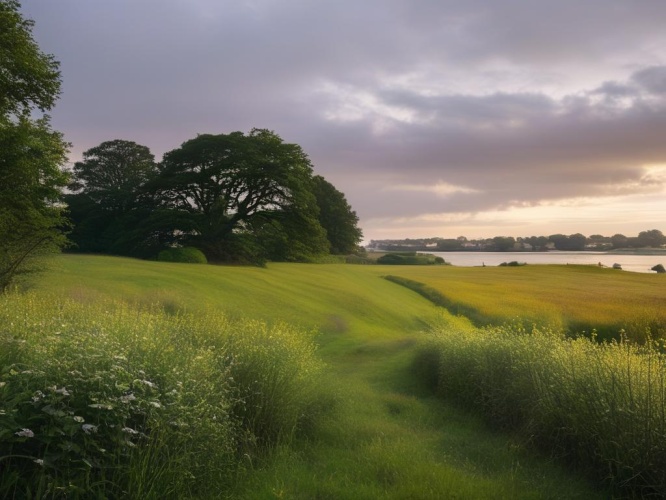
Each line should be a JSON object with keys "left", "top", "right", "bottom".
{"left": 5, "top": 255, "right": 666, "bottom": 497}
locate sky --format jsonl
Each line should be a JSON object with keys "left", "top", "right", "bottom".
{"left": 20, "top": 0, "right": 666, "bottom": 243}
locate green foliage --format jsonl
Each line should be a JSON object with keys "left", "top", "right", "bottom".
{"left": 498, "top": 261, "right": 526, "bottom": 267}
{"left": 311, "top": 175, "right": 362, "bottom": 254}
{"left": 151, "top": 129, "right": 328, "bottom": 264}
{"left": 377, "top": 253, "right": 446, "bottom": 265}
{"left": 0, "top": 292, "right": 324, "bottom": 498}
{"left": 156, "top": 246, "right": 207, "bottom": 264}
{"left": 65, "top": 140, "right": 158, "bottom": 256}
{"left": 652, "top": 263, "right": 666, "bottom": 273}
{"left": 422, "top": 322, "right": 666, "bottom": 496}
{"left": 0, "top": 0, "right": 61, "bottom": 115}
{"left": 0, "top": 2, "right": 69, "bottom": 291}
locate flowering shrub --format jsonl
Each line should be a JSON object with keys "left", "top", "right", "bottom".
{"left": 0, "top": 293, "right": 323, "bottom": 498}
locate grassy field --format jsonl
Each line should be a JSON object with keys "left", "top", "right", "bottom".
{"left": 380, "top": 264, "right": 666, "bottom": 340}
{"left": 1, "top": 254, "right": 609, "bottom": 498}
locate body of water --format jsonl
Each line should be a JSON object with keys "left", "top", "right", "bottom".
{"left": 425, "top": 251, "right": 666, "bottom": 274}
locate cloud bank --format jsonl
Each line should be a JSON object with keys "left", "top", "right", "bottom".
{"left": 21, "top": 0, "right": 666, "bottom": 239}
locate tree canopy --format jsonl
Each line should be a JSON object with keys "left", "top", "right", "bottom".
{"left": 66, "top": 140, "right": 158, "bottom": 254}
{"left": 0, "top": 0, "right": 69, "bottom": 290}
{"left": 311, "top": 175, "right": 362, "bottom": 254}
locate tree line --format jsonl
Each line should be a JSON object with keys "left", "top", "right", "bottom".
{"left": 0, "top": 1, "right": 362, "bottom": 289}
{"left": 65, "top": 134, "right": 363, "bottom": 264}
{"left": 369, "top": 230, "right": 666, "bottom": 252}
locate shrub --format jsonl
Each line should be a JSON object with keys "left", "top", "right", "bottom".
{"left": 651, "top": 264, "right": 666, "bottom": 273}
{"left": 377, "top": 253, "right": 446, "bottom": 265}
{"left": 0, "top": 293, "right": 324, "bottom": 498}
{"left": 157, "top": 247, "right": 207, "bottom": 264}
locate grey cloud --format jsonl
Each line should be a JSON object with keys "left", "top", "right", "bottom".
{"left": 632, "top": 67, "right": 666, "bottom": 95}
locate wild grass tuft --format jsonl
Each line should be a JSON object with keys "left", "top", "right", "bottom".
{"left": 422, "top": 320, "right": 666, "bottom": 496}
{"left": 0, "top": 292, "right": 324, "bottom": 498}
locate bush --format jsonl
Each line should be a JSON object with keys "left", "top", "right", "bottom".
{"left": 421, "top": 321, "right": 666, "bottom": 496}
{"left": 377, "top": 253, "right": 446, "bottom": 265}
{"left": 652, "top": 264, "right": 666, "bottom": 273}
{"left": 0, "top": 293, "right": 324, "bottom": 498}
{"left": 157, "top": 247, "right": 207, "bottom": 264}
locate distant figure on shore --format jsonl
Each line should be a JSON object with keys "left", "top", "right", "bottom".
{"left": 482, "top": 262, "right": 486, "bottom": 267}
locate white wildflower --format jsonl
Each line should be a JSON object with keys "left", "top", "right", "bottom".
{"left": 54, "top": 387, "right": 70, "bottom": 396}
{"left": 33, "top": 459, "right": 44, "bottom": 466}
{"left": 0, "top": 382, "right": 6, "bottom": 388}
{"left": 120, "top": 393, "right": 136, "bottom": 403}
{"left": 122, "top": 427, "right": 139, "bottom": 435}
{"left": 73, "top": 416, "right": 85, "bottom": 423}
{"left": 32, "top": 390, "right": 44, "bottom": 402}
{"left": 89, "top": 403, "right": 113, "bottom": 410}
{"left": 149, "top": 401, "right": 161, "bottom": 408}
{"left": 82, "top": 424, "right": 98, "bottom": 434}
{"left": 140, "top": 379, "right": 157, "bottom": 389}
{"left": 15, "top": 428, "right": 34, "bottom": 438}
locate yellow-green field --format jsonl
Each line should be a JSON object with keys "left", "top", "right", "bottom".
{"left": 381, "top": 264, "right": 666, "bottom": 339}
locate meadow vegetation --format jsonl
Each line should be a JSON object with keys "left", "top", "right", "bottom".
{"left": 5, "top": 255, "right": 666, "bottom": 497}
{"left": 419, "top": 321, "right": 666, "bottom": 496}
{"left": 0, "top": 254, "right": 609, "bottom": 498}
{"left": 0, "top": 292, "right": 324, "bottom": 498}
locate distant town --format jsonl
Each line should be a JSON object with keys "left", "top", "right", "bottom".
{"left": 367, "top": 230, "right": 666, "bottom": 252}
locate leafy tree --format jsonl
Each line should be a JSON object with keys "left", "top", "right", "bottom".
{"left": 311, "top": 175, "right": 363, "bottom": 254}
{"left": 637, "top": 229, "right": 665, "bottom": 248}
{"left": 152, "top": 129, "right": 328, "bottom": 262}
{"left": 69, "top": 140, "right": 157, "bottom": 212}
{"left": 492, "top": 236, "right": 516, "bottom": 251}
{"left": 436, "top": 239, "right": 464, "bottom": 251}
{"left": 65, "top": 140, "right": 158, "bottom": 254}
{"left": 548, "top": 233, "right": 587, "bottom": 251}
{"left": 0, "top": 1, "right": 69, "bottom": 290}
{"left": 611, "top": 234, "right": 628, "bottom": 249}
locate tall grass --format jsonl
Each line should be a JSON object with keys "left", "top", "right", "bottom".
{"left": 421, "top": 320, "right": 666, "bottom": 496}
{"left": 0, "top": 292, "right": 324, "bottom": 498}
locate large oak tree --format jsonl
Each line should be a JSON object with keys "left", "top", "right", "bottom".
{"left": 151, "top": 129, "right": 329, "bottom": 262}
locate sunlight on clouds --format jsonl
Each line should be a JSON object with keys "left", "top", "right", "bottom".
{"left": 363, "top": 191, "right": 666, "bottom": 241}
{"left": 317, "top": 81, "right": 417, "bottom": 128}
{"left": 384, "top": 182, "right": 480, "bottom": 196}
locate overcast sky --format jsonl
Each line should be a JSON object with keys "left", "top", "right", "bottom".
{"left": 21, "top": 0, "right": 666, "bottom": 242}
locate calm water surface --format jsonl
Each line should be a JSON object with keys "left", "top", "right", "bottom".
{"left": 426, "top": 251, "right": 666, "bottom": 274}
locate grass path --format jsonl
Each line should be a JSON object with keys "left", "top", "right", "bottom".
{"left": 235, "top": 335, "right": 603, "bottom": 499}
{"left": 35, "top": 256, "right": 605, "bottom": 498}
